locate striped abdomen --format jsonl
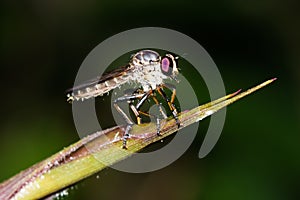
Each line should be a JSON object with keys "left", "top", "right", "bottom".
{"left": 66, "top": 66, "right": 131, "bottom": 102}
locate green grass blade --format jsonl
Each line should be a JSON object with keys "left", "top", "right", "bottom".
{"left": 0, "top": 78, "right": 276, "bottom": 200}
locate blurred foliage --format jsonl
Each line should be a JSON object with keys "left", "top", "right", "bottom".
{"left": 0, "top": 0, "right": 299, "bottom": 199}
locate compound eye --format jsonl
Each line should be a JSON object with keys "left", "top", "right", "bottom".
{"left": 161, "top": 57, "right": 173, "bottom": 76}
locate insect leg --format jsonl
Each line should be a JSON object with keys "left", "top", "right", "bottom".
{"left": 114, "top": 93, "right": 144, "bottom": 149}
{"left": 151, "top": 95, "right": 168, "bottom": 119}
{"left": 157, "top": 86, "right": 180, "bottom": 128}
{"left": 163, "top": 83, "right": 177, "bottom": 104}
{"left": 151, "top": 95, "right": 167, "bottom": 135}
{"left": 134, "top": 90, "right": 152, "bottom": 124}
{"left": 129, "top": 90, "right": 165, "bottom": 136}
{"left": 114, "top": 96, "right": 136, "bottom": 125}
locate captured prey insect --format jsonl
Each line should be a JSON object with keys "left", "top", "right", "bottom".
{"left": 66, "top": 50, "right": 181, "bottom": 148}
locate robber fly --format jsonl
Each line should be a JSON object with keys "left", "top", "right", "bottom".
{"left": 66, "top": 50, "right": 180, "bottom": 148}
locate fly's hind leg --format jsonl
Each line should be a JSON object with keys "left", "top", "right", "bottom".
{"left": 114, "top": 98, "right": 133, "bottom": 149}
{"left": 114, "top": 93, "right": 143, "bottom": 149}
{"left": 113, "top": 90, "right": 151, "bottom": 149}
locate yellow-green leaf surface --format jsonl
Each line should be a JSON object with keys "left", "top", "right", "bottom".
{"left": 0, "top": 78, "right": 276, "bottom": 200}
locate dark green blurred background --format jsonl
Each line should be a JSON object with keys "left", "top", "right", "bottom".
{"left": 1, "top": 0, "right": 299, "bottom": 199}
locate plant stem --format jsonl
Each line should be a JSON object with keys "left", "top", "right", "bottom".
{"left": 0, "top": 78, "right": 276, "bottom": 200}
